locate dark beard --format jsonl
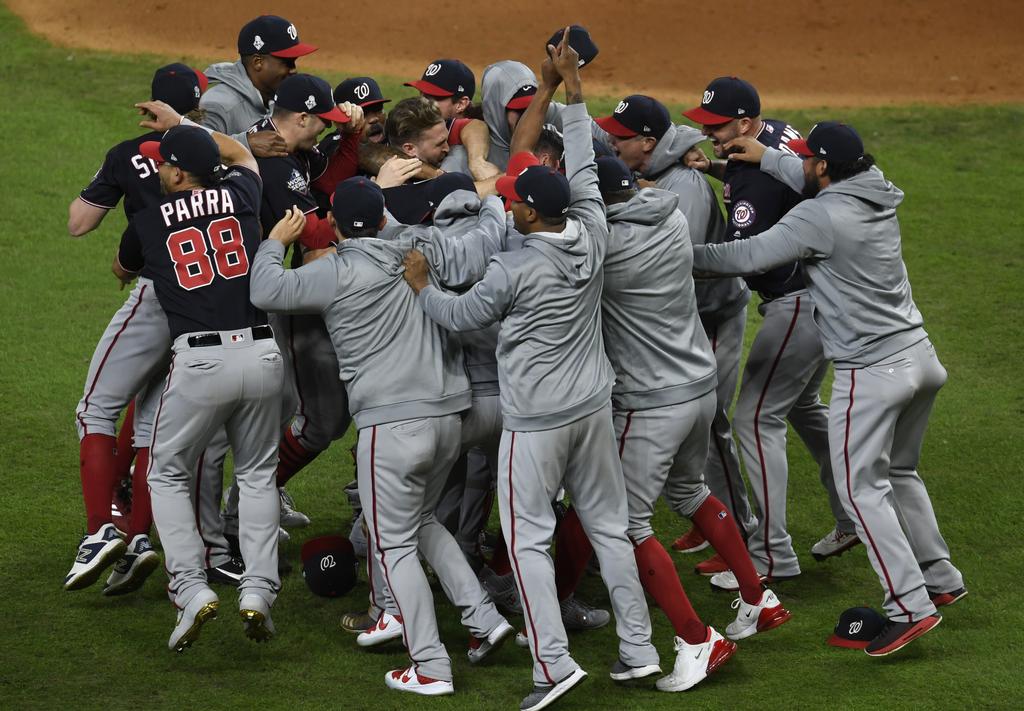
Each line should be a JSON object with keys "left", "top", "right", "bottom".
{"left": 801, "top": 175, "right": 821, "bottom": 199}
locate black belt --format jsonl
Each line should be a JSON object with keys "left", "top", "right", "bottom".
{"left": 757, "top": 288, "right": 802, "bottom": 303}
{"left": 187, "top": 325, "right": 273, "bottom": 348}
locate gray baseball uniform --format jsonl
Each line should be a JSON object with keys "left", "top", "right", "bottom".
{"left": 416, "top": 101, "right": 659, "bottom": 685}
{"left": 694, "top": 147, "right": 964, "bottom": 621}
{"left": 481, "top": 61, "right": 563, "bottom": 171}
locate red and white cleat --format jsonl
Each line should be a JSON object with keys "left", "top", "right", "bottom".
{"left": 384, "top": 666, "right": 454, "bottom": 696}
{"left": 725, "top": 588, "right": 792, "bottom": 640}
{"left": 656, "top": 626, "right": 736, "bottom": 692}
{"left": 671, "top": 527, "right": 709, "bottom": 554}
{"left": 356, "top": 611, "right": 404, "bottom": 647}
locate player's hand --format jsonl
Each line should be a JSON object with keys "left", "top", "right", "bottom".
{"left": 337, "top": 102, "right": 366, "bottom": 135}
{"left": 268, "top": 206, "right": 307, "bottom": 246}
{"left": 723, "top": 136, "right": 766, "bottom": 164}
{"left": 402, "top": 249, "right": 430, "bottom": 294}
{"left": 540, "top": 52, "right": 561, "bottom": 90}
{"left": 248, "top": 131, "right": 289, "bottom": 158}
{"left": 136, "top": 100, "right": 182, "bottom": 131}
{"left": 683, "top": 146, "right": 711, "bottom": 172}
{"left": 374, "top": 156, "right": 422, "bottom": 189}
{"left": 550, "top": 27, "right": 582, "bottom": 81}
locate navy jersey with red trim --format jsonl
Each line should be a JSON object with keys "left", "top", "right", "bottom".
{"left": 723, "top": 118, "right": 805, "bottom": 296}
{"left": 117, "top": 166, "right": 267, "bottom": 339}
{"left": 79, "top": 131, "right": 164, "bottom": 220}
{"left": 249, "top": 117, "right": 329, "bottom": 234}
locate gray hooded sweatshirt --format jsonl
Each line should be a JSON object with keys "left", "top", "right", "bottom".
{"left": 694, "top": 148, "right": 926, "bottom": 368}
{"left": 249, "top": 222, "right": 510, "bottom": 427}
{"left": 603, "top": 188, "right": 717, "bottom": 410}
{"left": 201, "top": 61, "right": 269, "bottom": 137}
{"left": 417, "top": 101, "right": 614, "bottom": 431}
{"left": 480, "top": 61, "right": 563, "bottom": 171}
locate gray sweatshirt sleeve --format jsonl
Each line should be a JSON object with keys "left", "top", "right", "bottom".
{"left": 198, "top": 98, "right": 230, "bottom": 134}
{"left": 693, "top": 201, "right": 834, "bottom": 276}
{"left": 414, "top": 197, "right": 507, "bottom": 288}
{"left": 562, "top": 103, "right": 604, "bottom": 235}
{"left": 760, "top": 146, "right": 805, "bottom": 193}
{"left": 250, "top": 240, "right": 337, "bottom": 313}
{"left": 417, "top": 261, "right": 515, "bottom": 332}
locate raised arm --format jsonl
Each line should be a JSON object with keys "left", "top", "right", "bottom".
{"left": 460, "top": 119, "right": 502, "bottom": 180}
{"left": 136, "top": 100, "right": 259, "bottom": 174}
{"left": 68, "top": 198, "right": 109, "bottom": 237}
{"left": 249, "top": 207, "right": 338, "bottom": 313}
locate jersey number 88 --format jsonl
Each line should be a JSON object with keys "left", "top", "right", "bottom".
{"left": 166, "top": 216, "right": 250, "bottom": 290}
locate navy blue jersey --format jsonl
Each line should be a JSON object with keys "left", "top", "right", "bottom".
{"left": 117, "top": 166, "right": 267, "bottom": 338}
{"left": 79, "top": 131, "right": 165, "bottom": 221}
{"left": 723, "top": 118, "right": 805, "bottom": 297}
{"left": 249, "top": 117, "right": 328, "bottom": 234}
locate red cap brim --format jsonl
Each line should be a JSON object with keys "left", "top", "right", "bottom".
{"left": 317, "top": 106, "right": 351, "bottom": 123}
{"left": 496, "top": 175, "right": 521, "bottom": 203}
{"left": 506, "top": 94, "right": 534, "bottom": 110}
{"left": 192, "top": 68, "right": 209, "bottom": 94}
{"left": 787, "top": 138, "right": 815, "bottom": 157}
{"left": 360, "top": 99, "right": 391, "bottom": 109}
{"left": 595, "top": 115, "right": 638, "bottom": 138}
{"left": 139, "top": 140, "right": 164, "bottom": 164}
{"left": 827, "top": 634, "right": 870, "bottom": 649}
{"left": 271, "top": 42, "right": 318, "bottom": 59}
{"left": 405, "top": 80, "right": 454, "bottom": 98}
{"left": 681, "top": 106, "right": 734, "bottom": 126}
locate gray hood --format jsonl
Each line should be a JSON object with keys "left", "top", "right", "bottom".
{"left": 643, "top": 123, "right": 706, "bottom": 179}
{"left": 524, "top": 218, "right": 592, "bottom": 285}
{"left": 607, "top": 187, "right": 680, "bottom": 227}
{"left": 433, "top": 189, "right": 483, "bottom": 227}
{"left": 204, "top": 61, "right": 266, "bottom": 114}
{"left": 480, "top": 60, "right": 562, "bottom": 170}
{"left": 821, "top": 165, "right": 904, "bottom": 209}
{"left": 336, "top": 238, "right": 405, "bottom": 277}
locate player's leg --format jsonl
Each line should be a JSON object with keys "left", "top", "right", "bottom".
{"left": 197, "top": 432, "right": 237, "bottom": 577}
{"left": 498, "top": 426, "right": 580, "bottom": 685}
{"left": 566, "top": 404, "right": 659, "bottom": 673}
{"left": 434, "top": 453, "right": 469, "bottom": 534}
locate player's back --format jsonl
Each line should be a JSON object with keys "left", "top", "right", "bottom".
{"left": 79, "top": 132, "right": 165, "bottom": 221}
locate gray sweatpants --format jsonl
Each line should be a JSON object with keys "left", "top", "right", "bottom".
{"left": 830, "top": 339, "right": 963, "bottom": 621}
{"left": 500, "top": 403, "right": 658, "bottom": 685}
{"left": 358, "top": 414, "right": 505, "bottom": 682}
{"left": 149, "top": 330, "right": 283, "bottom": 610}
{"left": 617, "top": 392, "right": 716, "bottom": 544}
{"left": 734, "top": 293, "right": 852, "bottom": 578}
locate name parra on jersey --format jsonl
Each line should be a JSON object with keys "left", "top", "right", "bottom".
{"left": 159, "top": 187, "right": 236, "bottom": 227}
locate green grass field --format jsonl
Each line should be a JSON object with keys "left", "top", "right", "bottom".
{"left": 2, "top": 5, "right": 1023, "bottom": 709}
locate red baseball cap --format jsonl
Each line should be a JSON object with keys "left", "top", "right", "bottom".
{"left": 595, "top": 96, "right": 671, "bottom": 139}
{"left": 496, "top": 151, "right": 541, "bottom": 202}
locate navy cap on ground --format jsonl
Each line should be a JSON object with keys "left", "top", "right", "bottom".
{"left": 405, "top": 59, "right": 475, "bottom": 100}
{"left": 497, "top": 164, "right": 571, "bottom": 218}
{"left": 332, "top": 177, "right": 385, "bottom": 233}
{"left": 151, "top": 63, "right": 208, "bottom": 115}
{"left": 238, "top": 15, "right": 317, "bottom": 58}
{"left": 547, "top": 25, "right": 599, "bottom": 67}
{"left": 595, "top": 95, "right": 671, "bottom": 140}
{"left": 827, "top": 607, "right": 887, "bottom": 649}
{"left": 790, "top": 121, "right": 866, "bottom": 162}
{"left": 596, "top": 156, "right": 635, "bottom": 193}
{"left": 334, "top": 76, "right": 390, "bottom": 109}
{"left": 300, "top": 535, "right": 357, "bottom": 598}
{"left": 682, "top": 76, "right": 761, "bottom": 126}
{"left": 428, "top": 172, "right": 477, "bottom": 208}
{"left": 139, "top": 125, "right": 221, "bottom": 177}
{"left": 274, "top": 74, "right": 350, "bottom": 123}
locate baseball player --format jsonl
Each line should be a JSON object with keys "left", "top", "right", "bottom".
{"left": 404, "top": 40, "right": 660, "bottom": 711}
{"left": 116, "top": 109, "right": 283, "bottom": 651}
{"left": 65, "top": 64, "right": 208, "bottom": 595}
{"left": 682, "top": 77, "right": 856, "bottom": 587}
{"left": 693, "top": 121, "right": 965, "bottom": 656}
{"left": 334, "top": 76, "right": 390, "bottom": 144}
{"left": 480, "top": 60, "right": 557, "bottom": 171}
{"left": 592, "top": 95, "right": 756, "bottom": 572}
{"left": 250, "top": 178, "right": 513, "bottom": 696}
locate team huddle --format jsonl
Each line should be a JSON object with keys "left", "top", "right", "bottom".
{"left": 65, "top": 14, "right": 967, "bottom": 711}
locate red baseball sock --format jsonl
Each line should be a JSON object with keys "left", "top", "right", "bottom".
{"left": 80, "top": 433, "right": 118, "bottom": 534}
{"left": 634, "top": 536, "right": 706, "bottom": 644}
{"left": 554, "top": 507, "right": 593, "bottom": 602}
{"left": 113, "top": 400, "right": 137, "bottom": 481}
{"left": 276, "top": 428, "right": 320, "bottom": 487}
{"left": 127, "top": 448, "right": 152, "bottom": 539}
{"left": 490, "top": 532, "right": 513, "bottom": 576}
{"left": 693, "top": 496, "right": 763, "bottom": 605}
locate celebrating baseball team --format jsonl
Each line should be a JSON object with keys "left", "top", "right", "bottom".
{"left": 65, "top": 14, "right": 967, "bottom": 710}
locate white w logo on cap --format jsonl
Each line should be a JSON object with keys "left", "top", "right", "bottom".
{"left": 614, "top": 100, "right": 628, "bottom": 114}
{"left": 354, "top": 83, "right": 370, "bottom": 100}
{"left": 305, "top": 95, "right": 317, "bottom": 110}
{"left": 425, "top": 63, "right": 442, "bottom": 77}
{"left": 287, "top": 23, "right": 298, "bottom": 40}
{"left": 320, "top": 554, "right": 336, "bottom": 570}
{"left": 703, "top": 90, "right": 714, "bottom": 105}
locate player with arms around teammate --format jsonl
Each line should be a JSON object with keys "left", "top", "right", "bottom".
{"left": 694, "top": 121, "right": 966, "bottom": 656}
{"left": 116, "top": 108, "right": 284, "bottom": 652}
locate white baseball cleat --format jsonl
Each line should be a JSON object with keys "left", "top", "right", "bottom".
{"left": 239, "top": 593, "right": 276, "bottom": 643}
{"left": 656, "top": 627, "right": 736, "bottom": 692}
{"left": 278, "top": 487, "right": 310, "bottom": 529}
{"left": 468, "top": 619, "right": 516, "bottom": 663}
{"left": 103, "top": 534, "right": 160, "bottom": 596}
{"left": 384, "top": 666, "right": 454, "bottom": 696}
{"left": 725, "top": 588, "right": 793, "bottom": 640}
{"left": 357, "top": 611, "right": 404, "bottom": 647}
{"left": 811, "top": 527, "right": 861, "bottom": 561}
{"left": 65, "top": 523, "right": 127, "bottom": 591}
{"left": 515, "top": 628, "right": 529, "bottom": 647}
{"left": 169, "top": 587, "right": 219, "bottom": 652}
{"left": 520, "top": 668, "right": 587, "bottom": 711}
{"left": 609, "top": 659, "right": 662, "bottom": 682}
{"left": 709, "top": 569, "right": 795, "bottom": 592}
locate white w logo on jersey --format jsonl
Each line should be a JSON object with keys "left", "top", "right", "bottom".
{"left": 425, "top": 63, "right": 442, "bottom": 77}
{"left": 354, "top": 83, "right": 370, "bottom": 100}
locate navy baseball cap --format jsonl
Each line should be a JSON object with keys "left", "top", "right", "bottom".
{"left": 334, "top": 77, "right": 391, "bottom": 110}
{"left": 497, "top": 160, "right": 571, "bottom": 218}
{"left": 683, "top": 76, "right": 761, "bottom": 126}
{"left": 332, "top": 177, "right": 386, "bottom": 233}
{"left": 827, "top": 607, "right": 886, "bottom": 649}
{"left": 596, "top": 156, "right": 635, "bottom": 193}
{"left": 790, "top": 121, "right": 865, "bottom": 162}
{"left": 595, "top": 95, "right": 671, "bottom": 140}
{"left": 139, "top": 125, "right": 221, "bottom": 177}
{"left": 238, "top": 15, "right": 317, "bottom": 58}
{"left": 151, "top": 63, "right": 208, "bottom": 115}
{"left": 547, "top": 25, "right": 599, "bottom": 68}
{"left": 428, "top": 171, "right": 477, "bottom": 208}
{"left": 405, "top": 59, "right": 475, "bottom": 100}
{"left": 274, "top": 74, "right": 350, "bottom": 123}
{"left": 301, "top": 535, "right": 357, "bottom": 598}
